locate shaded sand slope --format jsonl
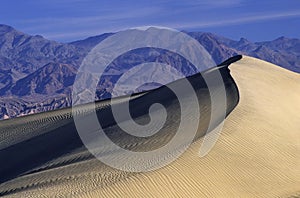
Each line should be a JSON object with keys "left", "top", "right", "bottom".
{"left": 1, "top": 56, "right": 300, "bottom": 197}
{"left": 0, "top": 56, "right": 239, "bottom": 196}
{"left": 78, "top": 56, "right": 300, "bottom": 198}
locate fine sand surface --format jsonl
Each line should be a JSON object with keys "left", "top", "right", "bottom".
{"left": 0, "top": 56, "right": 299, "bottom": 197}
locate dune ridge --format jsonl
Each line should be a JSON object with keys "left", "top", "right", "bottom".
{"left": 0, "top": 56, "right": 240, "bottom": 196}
{"left": 0, "top": 56, "right": 299, "bottom": 197}
{"left": 75, "top": 56, "right": 300, "bottom": 198}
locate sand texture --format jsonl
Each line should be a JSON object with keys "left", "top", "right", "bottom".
{"left": 0, "top": 56, "right": 299, "bottom": 197}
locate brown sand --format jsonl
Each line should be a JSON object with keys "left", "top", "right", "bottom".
{"left": 1, "top": 56, "right": 299, "bottom": 197}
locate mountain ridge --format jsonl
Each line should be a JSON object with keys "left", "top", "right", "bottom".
{"left": 0, "top": 24, "right": 299, "bottom": 119}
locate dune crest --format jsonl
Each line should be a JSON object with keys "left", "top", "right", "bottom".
{"left": 78, "top": 56, "right": 300, "bottom": 198}
{"left": 0, "top": 56, "right": 299, "bottom": 197}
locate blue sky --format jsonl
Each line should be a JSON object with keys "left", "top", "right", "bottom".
{"left": 1, "top": 0, "right": 300, "bottom": 42}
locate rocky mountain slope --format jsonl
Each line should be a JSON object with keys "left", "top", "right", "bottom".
{"left": 0, "top": 24, "right": 299, "bottom": 119}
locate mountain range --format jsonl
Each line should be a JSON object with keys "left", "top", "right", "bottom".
{"left": 0, "top": 24, "right": 299, "bottom": 119}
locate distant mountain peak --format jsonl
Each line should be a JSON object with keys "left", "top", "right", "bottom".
{"left": 0, "top": 24, "right": 15, "bottom": 34}
{"left": 276, "top": 36, "right": 287, "bottom": 40}
{"left": 272, "top": 36, "right": 290, "bottom": 42}
{"left": 0, "top": 23, "right": 300, "bottom": 120}
{"left": 70, "top": 32, "right": 114, "bottom": 49}
{"left": 239, "top": 37, "right": 250, "bottom": 44}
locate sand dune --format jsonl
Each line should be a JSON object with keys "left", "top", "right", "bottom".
{"left": 0, "top": 56, "right": 299, "bottom": 197}
{"left": 87, "top": 56, "right": 299, "bottom": 198}
{"left": 0, "top": 56, "right": 239, "bottom": 196}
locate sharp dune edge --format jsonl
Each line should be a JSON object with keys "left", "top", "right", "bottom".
{"left": 0, "top": 56, "right": 300, "bottom": 197}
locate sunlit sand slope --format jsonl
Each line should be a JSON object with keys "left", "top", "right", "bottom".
{"left": 1, "top": 56, "right": 299, "bottom": 197}
{"left": 77, "top": 56, "right": 300, "bottom": 198}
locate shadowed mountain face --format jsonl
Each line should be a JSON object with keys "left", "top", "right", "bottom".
{"left": 10, "top": 63, "right": 77, "bottom": 96}
{"left": 0, "top": 24, "right": 299, "bottom": 119}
